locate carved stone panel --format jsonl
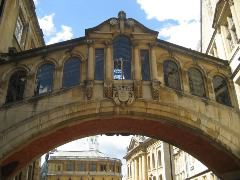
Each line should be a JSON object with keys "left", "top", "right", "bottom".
{"left": 113, "top": 85, "right": 134, "bottom": 106}
{"left": 152, "top": 80, "right": 161, "bottom": 100}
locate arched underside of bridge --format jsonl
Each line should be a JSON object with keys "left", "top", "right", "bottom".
{"left": 1, "top": 112, "right": 240, "bottom": 180}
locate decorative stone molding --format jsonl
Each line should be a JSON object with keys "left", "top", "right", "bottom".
{"left": 113, "top": 85, "right": 134, "bottom": 106}
{"left": 134, "top": 80, "right": 142, "bottom": 98}
{"left": 228, "top": 0, "right": 234, "bottom": 6}
{"left": 151, "top": 80, "right": 161, "bottom": 100}
{"left": 85, "top": 80, "right": 94, "bottom": 100}
{"left": 109, "top": 18, "right": 118, "bottom": 26}
{"left": 104, "top": 81, "right": 113, "bottom": 98}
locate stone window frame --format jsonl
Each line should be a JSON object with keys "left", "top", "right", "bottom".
{"left": 113, "top": 35, "right": 132, "bottom": 80}
{"left": 14, "top": 9, "right": 27, "bottom": 46}
{"left": 62, "top": 57, "right": 81, "bottom": 88}
{"left": 212, "top": 75, "right": 232, "bottom": 106}
{"left": 5, "top": 69, "right": 27, "bottom": 104}
{"left": 34, "top": 63, "right": 55, "bottom": 96}
{"left": 188, "top": 67, "right": 206, "bottom": 98}
{"left": 163, "top": 59, "right": 182, "bottom": 91}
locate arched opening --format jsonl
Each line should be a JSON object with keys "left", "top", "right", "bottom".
{"left": 113, "top": 36, "right": 132, "bottom": 80}
{"left": 1, "top": 116, "right": 240, "bottom": 179}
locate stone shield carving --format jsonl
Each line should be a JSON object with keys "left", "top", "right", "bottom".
{"left": 113, "top": 85, "right": 134, "bottom": 106}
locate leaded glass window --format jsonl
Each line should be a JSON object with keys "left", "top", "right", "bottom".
{"left": 140, "top": 50, "right": 150, "bottom": 81}
{"left": 94, "top": 48, "right": 104, "bottom": 80}
{"left": 35, "top": 63, "right": 54, "bottom": 95}
{"left": 79, "top": 162, "right": 86, "bottom": 171}
{"left": 188, "top": 68, "right": 206, "bottom": 97}
{"left": 113, "top": 36, "right": 132, "bottom": 80}
{"left": 63, "top": 57, "right": 81, "bottom": 88}
{"left": 67, "top": 162, "right": 74, "bottom": 171}
{"left": 6, "top": 70, "right": 27, "bottom": 103}
{"left": 15, "top": 15, "right": 24, "bottom": 44}
{"left": 213, "top": 76, "right": 231, "bottom": 106}
{"left": 163, "top": 60, "right": 181, "bottom": 90}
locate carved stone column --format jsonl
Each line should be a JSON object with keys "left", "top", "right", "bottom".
{"left": 150, "top": 44, "right": 158, "bottom": 80}
{"left": 142, "top": 154, "right": 147, "bottom": 180}
{"left": 87, "top": 42, "right": 94, "bottom": 80}
{"left": 86, "top": 40, "right": 94, "bottom": 99}
{"left": 138, "top": 156, "right": 142, "bottom": 180}
{"left": 104, "top": 41, "right": 113, "bottom": 98}
{"left": 134, "top": 45, "right": 141, "bottom": 81}
{"left": 105, "top": 41, "right": 112, "bottom": 81}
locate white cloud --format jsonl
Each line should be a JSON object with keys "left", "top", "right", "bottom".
{"left": 136, "top": 0, "right": 200, "bottom": 49}
{"left": 47, "top": 25, "right": 73, "bottom": 45}
{"left": 159, "top": 20, "right": 200, "bottom": 49}
{"left": 33, "top": 0, "right": 38, "bottom": 5}
{"left": 38, "top": 13, "right": 56, "bottom": 36}
{"left": 136, "top": 0, "right": 199, "bottom": 22}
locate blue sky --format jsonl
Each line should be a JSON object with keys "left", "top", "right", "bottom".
{"left": 35, "top": 0, "right": 200, "bottom": 49}
{"left": 35, "top": 0, "right": 201, "bottom": 178}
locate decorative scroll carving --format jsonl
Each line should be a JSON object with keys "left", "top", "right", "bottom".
{"left": 228, "top": 0, "right": 234, "bottom": 6}
{"left": 104, "top": 81, "right": 113, "bottom": 98}
{"left": 113, "top": 85, "right": 134, "bottom": 106}
{"left": 85, "top": 80, "right": 94, "bottom": 100}
{"left": 134, "top": 80, "right": 142, "bottom": 98}
{"left": 152, "top": 80, "right": 161, "bottom": 100}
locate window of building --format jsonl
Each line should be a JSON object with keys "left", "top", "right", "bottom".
{"left": 147, "top": 156, "right": 151, "bottom": 170}
{"left": 35, "top": 63, "right": 54, "bottom": 95}
{"left": 67, "top": 162, "right": 74, "bottom": 171}
{"left": 213, "top": 75, "right": 231, "bottom": 106}
{"left": 152, "top": 153, "right": 156, "bottom": 169}
{"left": 6, "top": 70, "right": 27, "bottom": 103}
{"left": 140, "top": 49, "right": 150, "bottom": 81}
{"left": 116, "top": 165, "right": 121, "bottom": 173}
{"left": 63, "top": 57, "right": 81, "bottom": 88}
{"left": 159, "top": 175, "right": 163, "bottom": 180}
{"left": 0, "top": 0, "right": 6, "bottom": 17}
{"left": 79, "top": 162, "right": 86, "bottom": 171}
{"left": 157, "top": 150, "right": 162, "bottom": 167}
{"left": 113, "top": 36, "right": 132, "bottom": 80}
{"left": 163, "top": 60, "right": 181, "bottom": 90}
{"left": 188, "top": 68, "right": 206, "bottom": 97}
{"left": 100, "top": 164, "right": 107, "bottom": 171}
{"left": 153, "top": 176, "right": 156, "bottom": 180}
{"left": 57, "top": 165, "right": 61, "bottom": 171}
{"left": 89, "top": 163, "right": 97, "bottom": 171}
{"left": 94, "top": 48, "right": 104, "bottom": 80}
{"left": 15, "top": 15, "right": 24, "bottom": 44}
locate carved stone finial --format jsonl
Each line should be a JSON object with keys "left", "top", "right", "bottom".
{"left": 118, "top": 11, "right": 126, "bottom": 20}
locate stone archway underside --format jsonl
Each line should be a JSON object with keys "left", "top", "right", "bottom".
{"left": 1, "top": 117, "right": 240, "bottom": 179}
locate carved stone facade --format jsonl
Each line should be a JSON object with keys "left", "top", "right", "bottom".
{"left": 0, "top": 6, "right": 240, "bottom": 180}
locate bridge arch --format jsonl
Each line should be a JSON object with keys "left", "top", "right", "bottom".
{"left": 1, "top": 99, "right": 240, "bottom": 179}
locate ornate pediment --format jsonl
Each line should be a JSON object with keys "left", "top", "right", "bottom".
{"left": 85, "top": 11, "right": 158, "bottom": 38}
{"left": 127, "top": 135, "right": 146, "bottom": 152}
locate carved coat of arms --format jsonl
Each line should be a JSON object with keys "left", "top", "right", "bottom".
{"left": 113, "top": 85, "right": 134, "bottom": 106}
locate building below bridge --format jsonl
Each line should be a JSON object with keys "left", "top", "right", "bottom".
{"left": 125, "top": 136, "right": 220, "bottom": 180}
{"left": 40, "top": 138, "right": 122, "bottom": 180}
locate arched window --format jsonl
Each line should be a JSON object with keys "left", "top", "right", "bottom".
{"left": 35, "top": 63, "right": 54, "bottom": 95}
{"left": 113, "top": 36, "right": 132, "bottom": 80}
{"left": 188, "top": 68, "right": 206, "bottom": 97}
{"left": 213, "top": 75, "right": 231, "bottom": 106}
{"left": 163, "top": 60, "right": 181, "bottom": 90}
{"left": 6, "top": 70, "right": 27, "bottom": 103}
{"left": 63, "top": 57, "right": 81, "bottom": 88}
{"left": 152, "top": 153, "right": 155, "bottom": 169}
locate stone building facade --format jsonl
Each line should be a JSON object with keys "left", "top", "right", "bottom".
{"left": 0, "top": 0, "right": 44, "bottom": 53}
{"left": 201, "top": 0, "right": 240, "bottom": 106}
{"left": 124, "top": 136, "right": 174, "bottom": 180}
{"left": 41, "top": 149, "right": 122, "bottom": 180}
{"left": 0, "top": 1, "right": 240, "bottom": 180}
{"left": 125, "top": 137, "right": 220, "bottom": 180}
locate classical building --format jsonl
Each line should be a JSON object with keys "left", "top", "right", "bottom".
{"left": 201, "top": 0, "right": 240, "bottom": 106}
{"left": 41, "top": 149, "right": 122, "bottom": 180}
{"left": 0, "top": 0, "right": 44, "bottom": 53}
{"left": 124, "top": 136, "right": 174, "bottom": 180}
{"left": 1, "top": 1, "right": 240, "bottom": 180}
{"left": 125, "top": 137, "right": 220, "bottom": 180}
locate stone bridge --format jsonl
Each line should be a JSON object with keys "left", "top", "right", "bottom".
{"left": 0, "top": 12, "right": 240, "bottom": 179}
